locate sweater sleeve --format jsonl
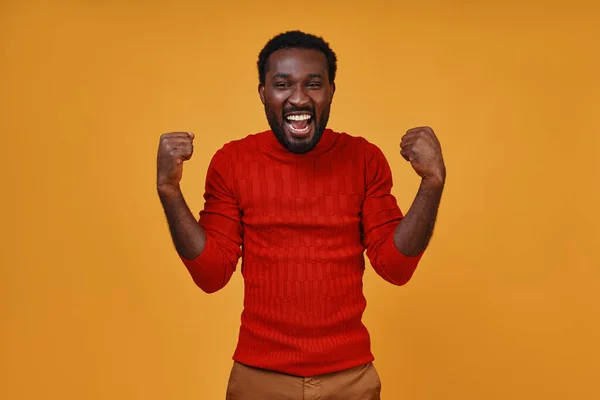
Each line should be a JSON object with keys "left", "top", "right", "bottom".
{"left": 361, "top": 141, "right": 423, "bottom": 286}
{"left": 179, "top": 147, "right": 243, "bottom": 293}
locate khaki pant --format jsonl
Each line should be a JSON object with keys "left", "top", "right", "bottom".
{"left": 225, "top": 361, "right": 382, "bottom": 399}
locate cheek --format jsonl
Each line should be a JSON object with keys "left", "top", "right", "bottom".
{"left": 265, "top": 88, "right": 287, "bottom": 101}
{"left": 314, "top": 96, "right": 331, "bottom": 114}
{"left": 265, "top": 93, "right": 286, "bottom": 111}
{"left": 312, "top": 91, "right": 331, "bottom": 105}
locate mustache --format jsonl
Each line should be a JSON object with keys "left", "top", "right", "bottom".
{"left": 282, "top": 105, "right": 315, "bottom": 116}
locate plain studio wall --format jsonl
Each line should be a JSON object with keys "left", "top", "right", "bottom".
{"left": 1, "top": 1, "right": 599, "bottom": 399}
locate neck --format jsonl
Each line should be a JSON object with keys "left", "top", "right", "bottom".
{"left": 262, "top": 128, "right": 338, "bottom": 159}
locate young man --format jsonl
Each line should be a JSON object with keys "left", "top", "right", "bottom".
{"left": 157, "top": 30, "right": 445, "bottom": 399}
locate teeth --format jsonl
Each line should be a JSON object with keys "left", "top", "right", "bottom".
{"left": 286, "top": 114, "right": 311, "bottom": 121}
{"left": 289, "top": 124, "right": 309, "bottom": 133}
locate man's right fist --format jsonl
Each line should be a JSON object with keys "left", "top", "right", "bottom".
{"left": 157, "top": 131, "right": 194, "bottom": 189}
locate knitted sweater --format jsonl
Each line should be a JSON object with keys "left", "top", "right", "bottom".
{"left": 180, "top": 128, "right": 423, "bottom": 377}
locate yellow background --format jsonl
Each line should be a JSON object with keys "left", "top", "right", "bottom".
{"left": 2, "top": 0, "right": 599, "bottom": 399}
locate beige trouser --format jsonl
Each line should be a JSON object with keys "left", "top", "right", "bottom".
{"left": 225, "top": 361, "right": 382, "bottom": 399}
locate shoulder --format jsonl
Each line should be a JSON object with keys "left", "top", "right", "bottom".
{"left": 209, "top": 130, "right": 266, "bottom": 161}
{"left": 332, "top": 129, "right": 388, "bottom": 161}
{"left": 216, "top": 131, "right": 264, "bottom": 153}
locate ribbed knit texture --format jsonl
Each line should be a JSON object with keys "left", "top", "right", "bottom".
{"left": 180, "top": 128, "right": 423, "bottom": 377}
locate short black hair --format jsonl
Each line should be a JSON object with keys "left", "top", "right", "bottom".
{"left": 257, "top": 30, "right": 338, "bottom": 85}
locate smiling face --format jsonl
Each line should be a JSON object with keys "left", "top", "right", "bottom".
{"left": 259, "top": 47, "right": 335, "bottom": 154}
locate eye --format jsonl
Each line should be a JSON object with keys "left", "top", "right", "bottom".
{"left": 307, "top": 82, "right": 322, "bottom": 88}
{"left": 274, "top": 82, "right": 290, "bottom": 88}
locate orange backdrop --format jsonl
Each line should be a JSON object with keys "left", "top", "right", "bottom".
{"left": 2, "top": 0, "right": 599, "bottom": 399}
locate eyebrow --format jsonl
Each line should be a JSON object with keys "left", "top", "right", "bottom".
{"left": 272, "top": 73, "right": 324, "bottom": 79}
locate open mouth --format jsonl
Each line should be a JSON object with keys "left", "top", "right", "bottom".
{"left": 284, "top": 113, "right": 314, "bottom": 138}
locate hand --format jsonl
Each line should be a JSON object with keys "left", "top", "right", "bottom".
{"left": 400, "top": 126, "right": 445, "bottom": 185}
{"left": 157, "top": 131, "right": 195, "bottom": 191}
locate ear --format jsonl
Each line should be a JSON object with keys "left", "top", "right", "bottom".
{"left": 258, "top": 83, "right": 266, "bottom": 105}
{"left": 329, "top": 81, "right": 336, "bottom": 102}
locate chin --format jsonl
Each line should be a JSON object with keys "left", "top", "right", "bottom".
{"left": 287, "top": 132, "right": 315, "bottom": 144}
{"left": 284, "top": 134, "right": 320, "bottom": 154}
{"left": 269, "top": 116, "right": 325, "bottom": 154}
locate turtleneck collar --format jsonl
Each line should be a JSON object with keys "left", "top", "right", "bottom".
{"left": 260, "top": 128, "right": 339, "bottom": 160}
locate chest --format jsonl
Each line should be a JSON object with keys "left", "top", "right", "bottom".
{"left": 233, "top": 155, "right": 365, "bottom": 224}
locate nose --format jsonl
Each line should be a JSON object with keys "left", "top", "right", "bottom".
{"left": 288, "top": 83, "right": 310, "bottom": 107}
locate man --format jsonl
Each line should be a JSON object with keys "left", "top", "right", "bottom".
{"left": 157, "top": 30, "right": 445, "bottom": 399}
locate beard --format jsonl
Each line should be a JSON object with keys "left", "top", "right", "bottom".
{"left": 265, "top": 104, "right": 330, "bottom": 154}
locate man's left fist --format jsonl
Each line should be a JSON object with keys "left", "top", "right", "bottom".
{"left": 400, "top": 126, "right": 446, "bottom": 184}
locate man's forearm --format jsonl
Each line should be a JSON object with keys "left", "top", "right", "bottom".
{"left": 158, "top": 184, "right": 206, "bottom": 260}
{"left": 393, "top": 177, "right": 444, "bottom": 257}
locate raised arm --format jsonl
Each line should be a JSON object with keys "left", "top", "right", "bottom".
{"left": 157, "top": 132, "right": 242, "bottom": 293}
{"left": 361, "top": 126, "right": 445, "bottom": 286}
{"left": 394, "top": 126, "right": 446, "bottom": 256}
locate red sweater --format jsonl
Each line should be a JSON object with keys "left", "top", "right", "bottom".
{"left": 180, "top": 128, "right": 423, "bottom": 377}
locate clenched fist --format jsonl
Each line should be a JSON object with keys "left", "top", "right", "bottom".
{"left": 157, "top": 131, "right": 195, "bottom": 190}
{"left": 400, "top": 126, "right": 446, "bottom": 185}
